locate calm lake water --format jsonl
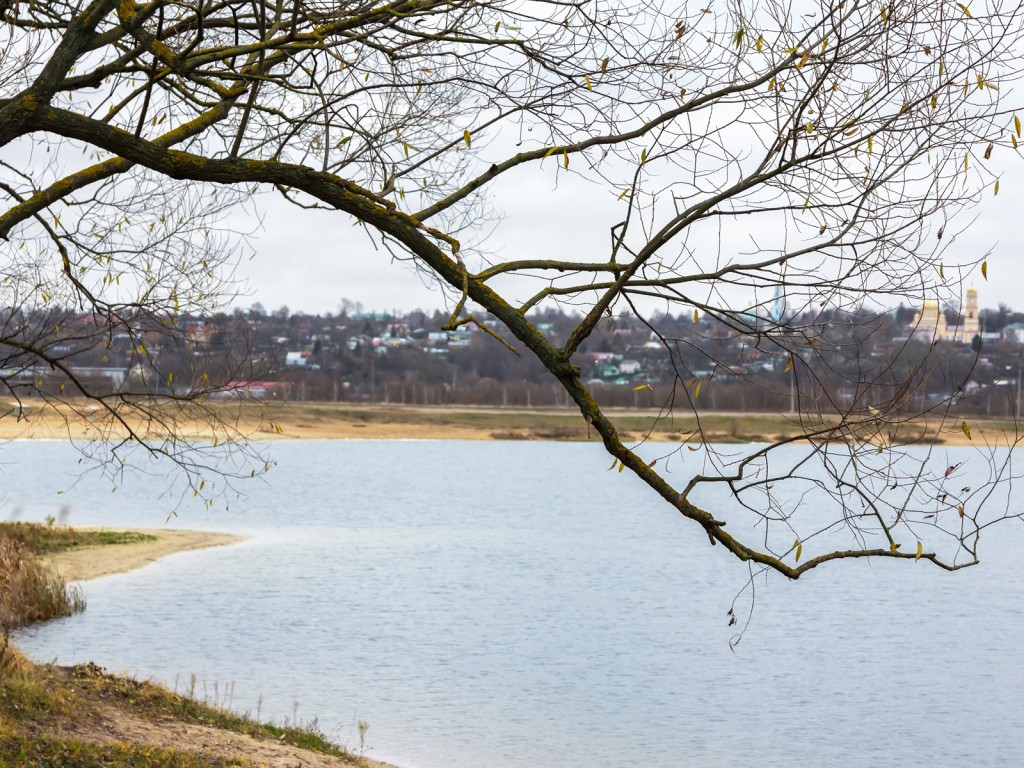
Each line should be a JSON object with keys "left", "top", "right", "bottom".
{"left": 9, "top": 439, "right": 1024, "bottom": 768}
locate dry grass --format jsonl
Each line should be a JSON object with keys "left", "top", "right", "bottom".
{"left": 0, "top": 531, "right": 86, "bottom": 675}
{"left": 0, "top": 537, "right": 85, "bottom": 632}
{"left": 0, "top": 522, "right": 157, "bottom": 555}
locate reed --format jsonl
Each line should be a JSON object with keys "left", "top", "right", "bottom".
{"left": 0, "top": 536, "right": 85, "bottom": 635}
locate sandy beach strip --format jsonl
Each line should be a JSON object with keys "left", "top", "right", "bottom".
{"left": 0, "top": 399, "right": 1007, "bottom": 446}
{"left": 41, "top": 527, "right": 245, "bottom": 582}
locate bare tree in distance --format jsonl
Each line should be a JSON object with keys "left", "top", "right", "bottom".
{"left": 2, "top": 0, "right": 1023, "bottom": 579}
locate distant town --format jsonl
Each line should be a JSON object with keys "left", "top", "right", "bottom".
{"left": 5, "top": 289, "right": 1024, "bottom": 419}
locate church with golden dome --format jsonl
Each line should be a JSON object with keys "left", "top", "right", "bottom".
{"left": 911, "top": 286, "right": 980, "bottom": 343}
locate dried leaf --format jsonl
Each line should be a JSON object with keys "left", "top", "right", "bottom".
{"left": 915, "top": 540, "right": 923, "bottom": 561}
{"left": 784, "top": 355, "right": 794, "bottom": 373}
{"left": 982, "top": 260, "right": 988, "bottom": 280}
{"left": 463, "top": 129, "right": 471, "bottom": 149}
{"left": 961, "top": 420, "right": 972, "bottom": 440}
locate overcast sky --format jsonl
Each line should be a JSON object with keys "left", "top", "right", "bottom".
{"left": 232, "top": 159, "right": 1022, "bottom": 318}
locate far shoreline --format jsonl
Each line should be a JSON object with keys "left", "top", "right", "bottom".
{"left": 1, "top": 400, "right": 1014, "bottom": 447}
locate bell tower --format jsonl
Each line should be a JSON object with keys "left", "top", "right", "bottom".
{"left": 963, "top": 285, "right": 980, "bottom": 340}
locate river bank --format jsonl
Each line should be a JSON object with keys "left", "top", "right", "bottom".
{"left": 0, "top": 400, "right": 1011, "bottom": 446}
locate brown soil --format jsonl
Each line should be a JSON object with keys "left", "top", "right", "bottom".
{"left": 17, "top": 662, "right": 396, "bottom": 768}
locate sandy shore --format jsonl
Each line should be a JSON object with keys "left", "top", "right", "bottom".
{"left": 41, "top": 528, "right": 245, "bottom": 582}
